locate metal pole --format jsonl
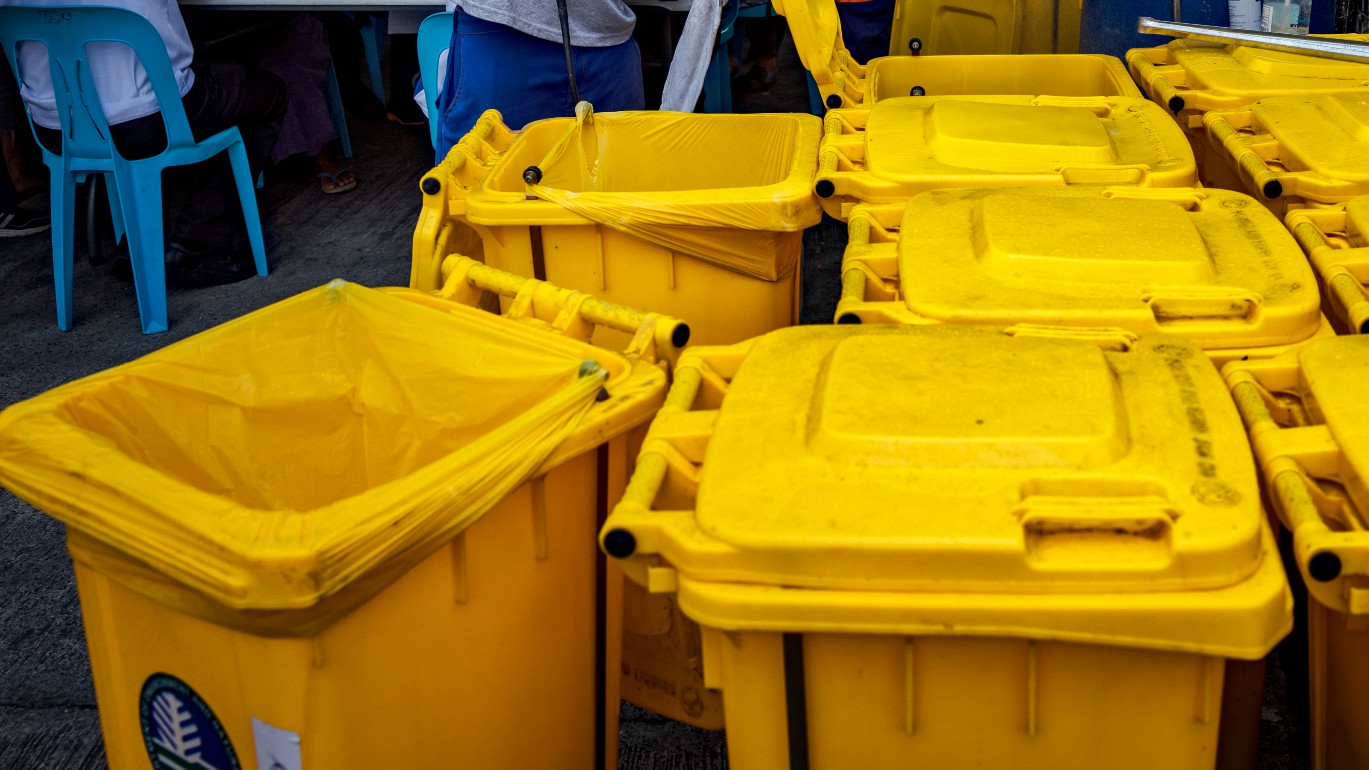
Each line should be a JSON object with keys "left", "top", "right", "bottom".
{"left": 556, "top": 0, "right": 581, "bottom": 106}
{"left": 1137, "top": 16, "right": 1369, "bottom": 62}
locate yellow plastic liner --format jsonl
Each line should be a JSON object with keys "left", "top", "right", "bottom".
{"left": 514, "top": 104, "right": 820, "bottom": 282}
{"left": 1205, "top": 94, "right": 1369, "bottom": 215}
{"left": 1226, "top": 336, "right": 1369, "bottom": 770}
{"left": 836, "top": 186, "right": 1330, "bottom": 365}
{"left": 815, "top": 95, "right": 1196, "bottom": 219}
{"left": 412, "top": 107, "right": 819, "bottom": 346}
{"left": 1285, "top": 198, "right": 1369, "bottom": 335}
{"left": 603, "top": 324, "right": 1290, "bottom": 770}
{"left": 774, "top": 0, "right": 1105, "bottom": 108}
{"left": 0, "top": 279, "right": 663, "bottom": 633}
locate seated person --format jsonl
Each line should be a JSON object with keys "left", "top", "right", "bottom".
{"left": 6, "top": 0, "right": 286, "bottom": 285}
{"left": 434, "top": 0, "right": 645, "bottom": 160}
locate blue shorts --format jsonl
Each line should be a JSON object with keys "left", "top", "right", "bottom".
{"left": 435, "top": 11, "right": 645, "bottom": 161}
{"left": 836, "top": 0, "right": 895, "bottom": 64}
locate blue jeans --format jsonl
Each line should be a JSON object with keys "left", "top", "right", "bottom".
{"left": 435, "top": 11, "right": 644, "bottom": 161}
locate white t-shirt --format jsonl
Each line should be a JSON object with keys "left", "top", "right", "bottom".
{"left": 3, "top": 0, "right": 196, "bottom": 129}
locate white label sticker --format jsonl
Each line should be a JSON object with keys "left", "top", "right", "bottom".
{"left": 251, "top": 718, "right": 302, "bottom": 770}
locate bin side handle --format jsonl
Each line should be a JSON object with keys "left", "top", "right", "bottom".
{"left": 437, "top": 254, "right": 689, "bottom": 365}
{"left": 1204, "top": 113, "right": 1285, "bottom": 201}
{"left": 1229, "top": 376, "right": 1369, "bottom": 615}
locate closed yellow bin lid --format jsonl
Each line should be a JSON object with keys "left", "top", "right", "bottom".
{"left": 1128, "top": 38, "right": 1369, "bottom": 116}
{"left": 772, "top": 0, "right": 1134, "bottom": 108}
{"left": 1226, "top": 336, "right": 1369, "bottom": 618}
{"left": 1205, "top": 94, "right": 1369, "bottom": 206}
{"left": 817, "top": 96, "right": 1196, "bottom": 219}
{"left": 879, "top": 186, "right": 1320, "bottom": 349}
{"left": 607, "top": 326, "right": 1291, "bottom": 657}
{"left": 1283, "top": 197, "right": 1369, "bottom": 334}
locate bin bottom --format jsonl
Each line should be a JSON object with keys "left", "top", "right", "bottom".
{"left": 71, "top": 444, "right": 626, "bottom": 770}
{"left": 702, "top": 629, "right": 1230, "bottom": 770}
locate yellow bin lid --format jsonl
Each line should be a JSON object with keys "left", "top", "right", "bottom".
{"left": 606, "top": 325, "right": 1290, "bottom": 656}
{"left": 1283, "top": 197, "right": 1369, "bottom": 334}
{"left": 1127, "top": 37, "right": 1369, "bottom": 117}
{"left": 816, "top": 96, "right": 1196, "bottom": 219}
{"left": 1205, "top": 94, "right": 1369, "bottom": 206}
{"left": 890, "top": 186, "right": 1321, "bottom": 348}
{"left": 772, "top": 0, "right": 1133, "bottom": 108}
{"left": 1226, "top": 336, "right": 1369, "bottom": 618}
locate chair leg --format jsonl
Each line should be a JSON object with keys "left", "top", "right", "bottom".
{"left": 49, "top": 166, "right": 76, "bottom": 331}
{"left": 325, "top": 59, "right": 354, "bottom": 159}
{"left": 113, "top": 165, "right": 169, "bottom": 334}
{"left": 227, "top": 142, "right": 269, "bottom": 278}
{"left": 105, "top": 172, "right": 125, "bottom": 245}
{"left": 704, "top": 45, "right": 728, "bottom": 113}
{"left": 360, "top": 12, "right": 387, "bottom": 105}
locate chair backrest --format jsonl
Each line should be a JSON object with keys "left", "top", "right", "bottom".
{"left": 417, "top": 11, "right": 453, "bottom": 149}
{"left": 0, "top": 5, "right": 194, "bottom": 161}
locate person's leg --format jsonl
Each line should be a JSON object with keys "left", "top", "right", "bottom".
{"left": 435, "top": 12, "right": 586, "bottom": 158}
{"left": 161, "top": 58, "right": 284, "bottom": 281}
{"left": 0, "top": 50, "right": 50, "bottom": 236}
{"left": 258, "top": 14, "right": 355, "bottom": 194}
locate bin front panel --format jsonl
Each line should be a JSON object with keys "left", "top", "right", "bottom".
{"left": 891, "top": 186, "right": 1321, "bottom": 349}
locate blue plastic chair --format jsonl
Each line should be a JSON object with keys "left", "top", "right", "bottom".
{"left": 0, "top": 5, "right": 267, "bottom": 334}
{"left": 359, "top": 12, "right": 387, "bottom": 105}
{"left": 417, "top": 11, "right": 453, "bottom": 149}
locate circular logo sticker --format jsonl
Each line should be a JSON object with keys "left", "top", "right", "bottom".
{"left": 140, "top": 674, "right": 241, "bottom": 770}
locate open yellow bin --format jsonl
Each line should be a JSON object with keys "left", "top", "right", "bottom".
{"left": 604, "top": 324, "right": 1291, "bottom": 770}
{"left": 1285, "top": 199, "right": 1369, "bottom": 335}
{"left": 413, "top": 106, "right": 822, "bottom": 347}
{"left": 1126, "top": 37, "right": 1369, "bottom": 186}
{"left": 771, "top": 0, "right": 1119, "bottom": 109}
{"left": 1226, "top": 336, "right": 1369, "bottom": 770}
{"left": 836, "top": 186, "right": 1331, "bottom": 367}
{"left": 1204, "top": 94, "right": 1369, "bottom": 218}
{"left": 0, "top": 261, "right": 686, "bottom": 770}
{"left": 815, "top": 95, "right": 1196, "bottom": 220}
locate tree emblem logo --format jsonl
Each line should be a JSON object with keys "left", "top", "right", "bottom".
{"left": 139, "top": 674, "right": 241, "bottom": 770}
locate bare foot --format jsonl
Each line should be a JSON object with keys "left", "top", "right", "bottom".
{"left": 315, "top": 153, "right": 357, "bottom": 194}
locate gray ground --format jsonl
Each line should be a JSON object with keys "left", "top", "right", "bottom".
{"left": 0, "top": 25, "right": 1310, "bottom": 770}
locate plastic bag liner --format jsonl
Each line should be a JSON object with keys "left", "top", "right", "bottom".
{"left": 0, "top": 281, "right": 611, "bottom": 636}
{"left": 524, "top": 104, "right": 823, "bottom": 282}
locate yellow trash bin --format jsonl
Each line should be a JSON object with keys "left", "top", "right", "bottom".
{"left": 413, "top": 105, "right": 822, "bottom": 347}
{"left": 1284, "top": 199, "right": 1369, "bottom": 335}
{"left": 0, "top": 263, "right": 685, "bottom": 770}
{"left": 604, "top": 324, "right": 1291, "bottom": 770}
{"left": 836, "top": 185, "right": 1331, "bottom": 367}
{"left": 1126, "top": 37, "right": 1369, "bottom": 187}
{"left": 1204, "top": 94, "right": 1369, "bottom": 218}
{"left": 772, "top": 0, "right": 1123, "bottom": 109}
{"left": 1225, "top": 336, "right": 1369, "bottom": 770}
{"left": 815, "top": 95, "right": 1196, "bottom": 220}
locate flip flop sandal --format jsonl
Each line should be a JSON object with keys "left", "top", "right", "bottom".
{"left": 318, "top": 167, "right": 358, "bottom": 195}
